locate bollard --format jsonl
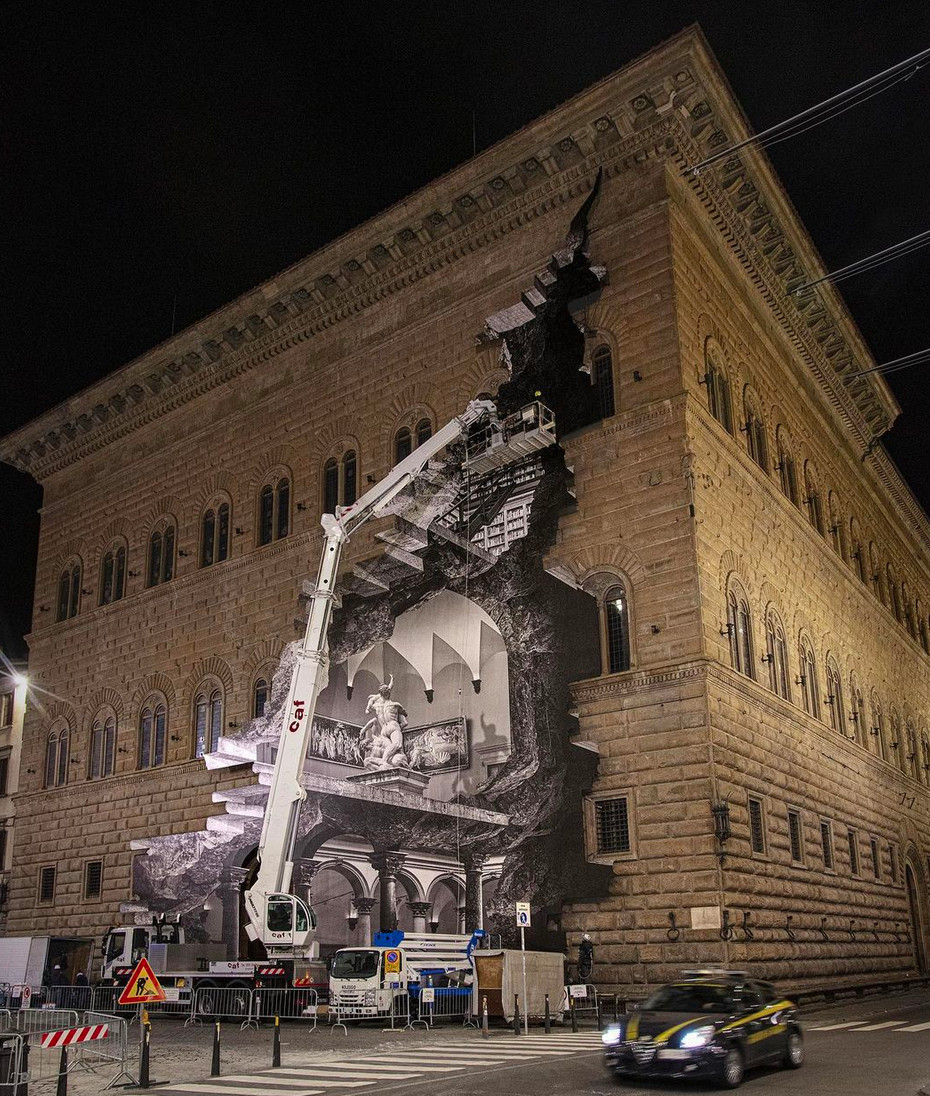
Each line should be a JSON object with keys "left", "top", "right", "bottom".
{"left": 56, "top": 1045, "right": 68, "bottom": 1096}
{"left": 482, "top": 995, "right": 489, "bottom": 1038}
{"left": 272, "top": 1016, "right": 281, "bottom": 1068}
{"left": 211, "top": 1021, "right": 221, "bottom": 1077}
{"left": 512, "top": 994, "right": 521, "bottom": 1036}
{"left": 597, "top": 999, "right": 603, "bottom": 1031}
{"left": 570, "top": 995, "right": 578, "bottom": 1034}
{"left": 544, "top": 993, "right": 551, "bottom": 1034}
{"left": 139, "top": 1020, "right": 151, "bottom": 1089}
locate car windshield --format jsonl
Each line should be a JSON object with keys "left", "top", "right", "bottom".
{"left": 330, "top": 949, "right": 381, "bottom": 979}
{"left": 643, "top": 984, "right": 736, "bottom": 1013}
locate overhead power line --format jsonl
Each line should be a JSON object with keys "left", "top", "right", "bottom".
{"left": 854, "top": 348, "right": 930, "bottom": 379}
{"left": 791, "top": 229, "right": 930, "bottom": 296}
{"left": 689, "top": 45, "right": 930, "bottom": 175}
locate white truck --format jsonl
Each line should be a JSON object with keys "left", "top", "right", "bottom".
{"left": 0, "top": 935, "right": 94, "bottom": 1005}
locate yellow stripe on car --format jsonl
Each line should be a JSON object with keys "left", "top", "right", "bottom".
{"left": 722, "top": 1000, "right": 794, "bottom": 1031}
{"left": 746, "top": 1023, "right": 786, "bottom": 1045}
{"left": 626, "top": 1014, "right": 640, "bottom": 1040}
{"left": 655, "top": 1017, "right": 705, "bottom": 1043}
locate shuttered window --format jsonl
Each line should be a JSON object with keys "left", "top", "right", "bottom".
{"left": 848, "top": 830, "right": 860, "bottom": 877}
{"left": 84, "top": 860, "right": 103, "bottom": 899}
{"left": 788, "top": 810, "right": 803, "bottom": 864}
{"left": 871, "top": 837, "right": 881, "bottom": 880}
{"left": 748, "top": 798, "right": 766, "bottom": 854}
{"left": 38, "top": 866, "right": 56, "bottom": 903}
{"left": 821, "top": 821, "right": 834, "bottom": 870}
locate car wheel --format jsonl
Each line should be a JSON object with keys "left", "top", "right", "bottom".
{"left": 718, "top": 1046, "right": 745, "bottom": 1089}
{"left": 784, "top": 1029, "right": 804, "bottom": 1069}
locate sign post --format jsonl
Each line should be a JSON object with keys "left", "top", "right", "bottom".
{"left": 515, "top": 902, "right": 530, "bottom": 1035}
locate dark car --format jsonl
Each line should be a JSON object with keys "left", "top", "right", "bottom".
{"left": 602, "top": 969, "right": 804, "bottom": 1089}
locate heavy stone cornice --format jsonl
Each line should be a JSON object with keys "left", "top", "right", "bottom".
{"left": 0, "top": 25, "right": 908, "bottom": 512}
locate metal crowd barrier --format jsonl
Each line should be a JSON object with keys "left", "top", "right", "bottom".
{"left": 414, "top": 987, "right": 475, "bottom": 1027}
{"left": 186, "top": 987, "right": 257, "bottom": 1031}
{"left": 0, "top": 1032, "right": 25, "bottom": 1096}
{"left": 43, "top": 986, "right": 94, "bottom": 1011}
{"left": 565, "top": 984, "right": 600, "bottom": 1027}
{"left": 252, "top": 988, "right": 319, "bottom": 1029}
{"left": 14, "top": 1009, "right": 81, "bottom": 1035}
{"left": 91, "top": 985, "right": 190, "bottom": 1020}
{"left": 0, "top": 985, "right": 10, "bottom": 1010}
{"left": 329, "top": 990, "right": 411, "bottom": 1034}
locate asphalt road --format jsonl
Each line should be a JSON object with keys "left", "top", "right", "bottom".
{"left": 88, "top": 989, "right": 930, "bottom": 1096}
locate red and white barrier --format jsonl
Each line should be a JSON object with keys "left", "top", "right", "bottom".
{"left": 40, "top": 1024, "right": 109, "bottom": 1048}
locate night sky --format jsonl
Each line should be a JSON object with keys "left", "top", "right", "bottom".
{"left": 3, "top": 3, "right": 929, "bottom": 656}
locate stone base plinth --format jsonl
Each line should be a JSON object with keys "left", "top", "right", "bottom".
{"left": 346, "top": 768, "right": 432, "bottom": 795}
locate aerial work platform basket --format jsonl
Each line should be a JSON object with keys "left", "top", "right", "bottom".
{"left": 463, "top": 402, "right": 556, "bottom": 475}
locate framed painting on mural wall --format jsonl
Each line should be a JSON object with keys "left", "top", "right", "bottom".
{"left": 308, "top": 714, "right": 468, "bottom": 773}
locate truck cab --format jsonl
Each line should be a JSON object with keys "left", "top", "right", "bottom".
{"left": 101, "top": 922, "right": 184, "bottom": 980}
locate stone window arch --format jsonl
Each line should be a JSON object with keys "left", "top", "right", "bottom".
{"left": 742, "top": 388, "right": 768, "bottom": 471}
{"left": 88, "top": 709, "right": 117, "bottom": 779}
{"left": 138, "top": 695, "right": 168, "bottom": 769}
{"left": 193, "top": 680, "right": 224, "bottom": 758}
{"left": 798, "top": 635, "right": 820, "bottom": 719}
{"left": 825, "top": 656, "right": 846, "bottom": 737}
{"left": 591, "top": 343, "right": 616, "bottom": 419}
{"left": 45, "top": 721, "right": 70, "bottom": 788}
{"left": 99, "top": 541, "right": 127, "bottom": 605}
{"left": 802, "top": 461, "right": 824, "bottom": 535}
{"left": 147, "top": 517, "right": 176, "bottom": 588}
{"left": 257, "top": 472, "right": 291, "bottom": 547}
{"left": 200, "top": 495, "right": 231, "bottom": 568}
{"left": 726, "top": 579, "right": 755, "bottom": 679}
{"left": 764, "top": 607, "right": 791, "bottom": 700}
{"left": 775, "top": 426, "right": 799, "bottom": 506}
{"left": 322, "top": 447, "right": 359, "bottom": 513}
{"left": 56, "top": 558, "right": 82, "bottom": 622}
{"left": 827, "top": 492, "right": 846, "bottom": 559}
{"left": 704, "top": 339, "right": 732, "bottom": 433}
{"left": 582, "top": 571, "right": 633, "bottom": 674}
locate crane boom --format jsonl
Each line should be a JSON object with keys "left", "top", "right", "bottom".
{"left": 244, "top": 398, "right": 500, "bottom": 956}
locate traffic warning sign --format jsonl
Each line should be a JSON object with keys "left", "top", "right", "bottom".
{"left": 117, "top": 957, "right": 166, "bottom": 1005}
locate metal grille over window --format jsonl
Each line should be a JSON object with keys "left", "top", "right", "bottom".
{"left": 84, "top": 860, "right": 103, "bottom": 899}
{"left": 595, "top": 797, "right": 631, "bottom": 854}
{"left": 871, "top": 837, "right": 881, "bottom": 880}
{"left": 592, "top": 345, "right": 615, "bottom": 418}
{"left": 748, "top": 798, "right": 765, "bottom": 854}
{"left": 890, "top": 844, "right": 899, "bottom": 883}
{"left": 39, "top": 866, "right": 56, "bottom": 903}
{"left": 821, "top": 821, "right": 834, "bottom": 869}
{"left": 604, "top": 584, "right": 631, "bottom": 673}
{"left": 848, "top": 830, "right": 859, "bottom": 876}
{"left": 253, "top": 678, "right": 268, "bottom": 719}
{"left": 788, "top": 810, "right": 803, "bottom": 863}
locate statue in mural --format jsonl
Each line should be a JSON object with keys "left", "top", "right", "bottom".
{"left": 361, "top": 676, "right": 410, "bottom": 769}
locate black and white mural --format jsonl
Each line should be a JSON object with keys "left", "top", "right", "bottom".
{"left": 130, "top": 173, "right": 614, "bottom": 953}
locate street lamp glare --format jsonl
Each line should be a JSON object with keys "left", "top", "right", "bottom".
{"left": 12, "top": 673, "right": 28, "bottom": 688}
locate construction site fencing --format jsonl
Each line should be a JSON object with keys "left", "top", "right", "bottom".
{"left": 0, "top": 986, "right": 10, "bottom": 1010}
{"left": 329, "top": 990, "right": 412, "bottom": 1033}
{"left": 566, "top": 984, "right": 600, "bottom": 1027}
{"left": 90, "top": 985, "right": 191, "bottom": 1020}
{"left": 43, "top": 986, "right": 94, "bottom": 1011}
{"left": 413, "top": 987, "right": 474, "bottom": 1027}
{"left": 13, "top": 1010, "right": 81, "bottom": 1036}
{"left": 186, "top": 987, "right": 256, "bottom": 1030}
{"left": 251, "top": 987, "right": 319, "bottom": 1028}
{"left": 3, "top": 1009, "right": 135, "bottom": 1090}
{"left": 0, "top": 1032, "right": 25, "bottom": 1096}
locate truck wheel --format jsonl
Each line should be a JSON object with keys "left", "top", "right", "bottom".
{"left": 226, "top": 981, "right": 251, "bottom": 1018}
{"left": 196, "top": 983, "right": 218, "bottom": 1017}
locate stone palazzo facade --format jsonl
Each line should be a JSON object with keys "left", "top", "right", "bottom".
{"left": 2, "top": 27, "right": 929, "bottom": 990}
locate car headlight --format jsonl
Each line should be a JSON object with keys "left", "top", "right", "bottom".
{"left": 602, "top": 1024, "right": 623, "bottom": 1046}
{"left": 680, "top": 1025, "right": 716, "bottom": 1049}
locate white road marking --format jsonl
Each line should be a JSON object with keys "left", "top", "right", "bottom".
{"left": 268, "top": 1068, "right": 418, "bottom": 1078}
{"left": 164, "top": 1087, "right": 325, "bottom": 1096}
{"left": 807, "top": 1021, "right": 868, "bottom": 1030}
{"left": 852, "top": 1021, "right": 909, "bottom": 1031}
{"left": 897, "top": 1020, "right": 930, "bottom": 1031}
{"left": 219, "top": 1077, "right": 373, "bottom": 1089}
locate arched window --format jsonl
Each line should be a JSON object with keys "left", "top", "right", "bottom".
{"left": 323, "top": 458, "right": 339, "bottom": 514}
{"left": 765, "top": 610, "right": 791, "bottom": 700}
{"left": 138, "top": 701, "right": 167, "bottom": 769}
{"left": 775, "top": 428, "right": 799, "bottom": 506}
{"left": 869, "top": 544, "right": 884, "bottom": 604}
{"left": 827, "top": 494, "right": 845, "bottom": 559}
{"left": 870, "top": 694, "right": 886, "bottom": 760}
{"left": 258, "top": 477, "right": 290, "bottom": 546}
{"left": 889, "top": 710, "right": 902, "bottom": 770}
{"left": 849, "top": 681, "right": 866, "bottom": 747}
{"left": 743, "top": 392, "right": 768, "bottom": 471}
{"left": 798, "top": 637, "right": 820, "bottom": 718}
{"left": 905, "top": 722, "right": 918, "bottom": 778}
{"left": 603, "top": 583, "right": 631, "bottom": 673}
{"left": 848, "top": 520, "right": 867, "bottom": 583}
{"left": 921, "top": 734, "right": 930, "bottom": 784}
{"left": 803, "top": 463, "right": 824, "bottom": 535}
{"left": 704, "top": 341, "right": 732, "bottom": 433}
{"left": 45, "top": 725, "right": 69, "bottom": 788}
{"left": 888, "top": 565, "right": 902, "bottom": 622}
{"left": 919, "top": 612, "right": 930, "bottom": 656}
{"left": 342, "top": 451, "right": 357, "bottom": 506}
{"left": 416, "top": 418, "right": 433, "bottom": 447}
{"left": 726, "top": 585, "right": 755, "bottom": 679}
{"left": 825, "top": 658, "right": 846, "bottom": 736}
{"left": 147, "top": 521, "right": 175, "bottom": 587}
{"left": 903, "top": 585, "right": 918, "bottom": 640}
{"left": 394, "top": 427, "right": 412, "bottom": 465}
{"left": 201, "top": 501, "right": 231, "bottom": 567}
{"left": 100, "top": 545, "right": 127, "bottom": 605}
{"left": 253, "top": 678, "right": 269, "bottom": 719}
{"left": 56, "top": 561, "right": 82, "bottom": 622}
{"left": 194, "top": 686, "right": 224, "bottom": 758}
{"left": 89, "top": 714, "right": 116, "bottom": 778}
{"left": 592, "top": 344, "right": 615, "bottom": 419}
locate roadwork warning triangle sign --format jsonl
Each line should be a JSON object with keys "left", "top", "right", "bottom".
{"left": 117, "top": 957, "right": 167, "bottom": 1005}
